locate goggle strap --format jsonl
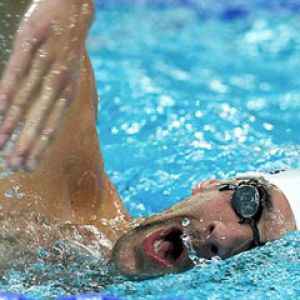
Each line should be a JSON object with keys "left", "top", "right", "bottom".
{"left": 250, "top": 218, "right": 261, "bottom": 246}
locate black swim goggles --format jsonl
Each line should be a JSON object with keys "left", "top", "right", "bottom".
{"left": 218, "top": 179, "right": 270, "bottom": 247}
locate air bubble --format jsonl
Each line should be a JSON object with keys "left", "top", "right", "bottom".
{"left": 181, "top": 233, "right": 190, "bottom": 244}
{"left": 181, "top": 217, "right": 190, "bottom": 227}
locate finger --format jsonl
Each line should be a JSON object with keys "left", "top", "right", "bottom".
{"left": 0, "top": 21, "right": 47, "bottom": 111}
{"left": 14, "top": 48, "right": 52, "bottom": 105}
{"left": 6, "top": 48, "right": 52, "bottom": 111}
{"left": 0, "top": 58, "right": 54, "bottom": 150}
{"left": 7, "top": 68, "right": 70, "bottom": 168}
{"left": 0, "top": 104, "right": 23, "bottom": 148}
{"left": 24, "top": 84, "right": 75, "bottom": 172}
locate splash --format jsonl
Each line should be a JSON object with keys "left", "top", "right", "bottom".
{"left": 180, "top": 218, "right": 221, "bottom": 267}
{"left": 0, "top": 211, "right": 121, "bottom": 298}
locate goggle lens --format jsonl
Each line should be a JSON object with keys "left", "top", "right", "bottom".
{"left": 218, "top": 180, "right": 268, "bottom": 247}
{"left": 232, "top": 185, "right": 260, "bottom": 220}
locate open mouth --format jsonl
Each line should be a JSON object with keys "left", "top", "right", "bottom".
{"left": 142, "top": 227, "right": 187, "bottom": 268}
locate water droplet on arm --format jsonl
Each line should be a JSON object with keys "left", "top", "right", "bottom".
{"left": 4, "top": 189, "right": 14, "bottom": 199}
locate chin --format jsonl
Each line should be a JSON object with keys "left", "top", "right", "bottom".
{"left": 111, "top": 221, "right": 193, "bottom": 278}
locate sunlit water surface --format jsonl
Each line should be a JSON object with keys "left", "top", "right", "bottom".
{"left": 2, "top": 1, "right": 300, "bottom": 299}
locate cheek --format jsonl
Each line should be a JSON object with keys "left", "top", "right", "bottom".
{"left": 218, "top": 223, "right": 251, "bottom": 239}
{"left": 212, "top": 222, "right": 253, "bottom": 255}
{"left": 200, "top": 196, "right": 239, "bottom": 223}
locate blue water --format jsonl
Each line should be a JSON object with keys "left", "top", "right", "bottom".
{"left": 1, "top": 1, "right": 300, "bottom": 299}
{"left": 89, "top": 1, "right": 300, "bottom": 299}
{"left": 91, "top": 2, "right": 300, "bottom": 216}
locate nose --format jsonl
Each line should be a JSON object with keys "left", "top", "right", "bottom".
{"left": 205, "top": 221, "right": 235, "bottom": 258}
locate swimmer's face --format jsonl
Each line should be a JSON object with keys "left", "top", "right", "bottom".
{"left": 111, "top": 180, "right": 295, "bottom": 278}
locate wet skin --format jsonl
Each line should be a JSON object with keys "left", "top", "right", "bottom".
{"left": 0, "top": 0, "right": 297, "bottom": 279}
{"left": 0, "top": 0, "right": 131, "bottom": 246}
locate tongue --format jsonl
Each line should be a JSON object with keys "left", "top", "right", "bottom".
{"left": 158, "top": 240, "right": 173, "bottom": 259}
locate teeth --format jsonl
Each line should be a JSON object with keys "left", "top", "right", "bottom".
{"left": 154, "top": 239, "right": 162, "bottom": 253}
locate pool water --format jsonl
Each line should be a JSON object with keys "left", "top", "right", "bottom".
{"left": 91, "top": 1, "right": 300, "bottom": 299}
{"left": 2, "top": 0, "right": 300, "bottom": 299}
{"left": 91, "top": 1, "right": 300, "bottom": 217}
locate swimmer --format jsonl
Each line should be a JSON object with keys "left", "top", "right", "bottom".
{"left": 0, "top": 0, "right": 298, "bottom": 279}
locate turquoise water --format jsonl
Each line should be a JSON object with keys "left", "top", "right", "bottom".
{"left": 89, "top": 2, "right": 300, "bottom": 299}
{"left": 1, "top": 1, "right": 300, "bottom": 299}
{"left": 91, "top": 3, "right": 300, "bottom": 215}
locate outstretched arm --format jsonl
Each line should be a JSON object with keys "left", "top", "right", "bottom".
{"left": 0, "top": 0, "right": 130, "bottom": 239}
{"left": 0, "top": 0, "right": 94, "bottom": 171}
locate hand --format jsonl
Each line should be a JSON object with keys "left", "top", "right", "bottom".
{"left": 0, "top": 0, "right": 94, "bottom": 172}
